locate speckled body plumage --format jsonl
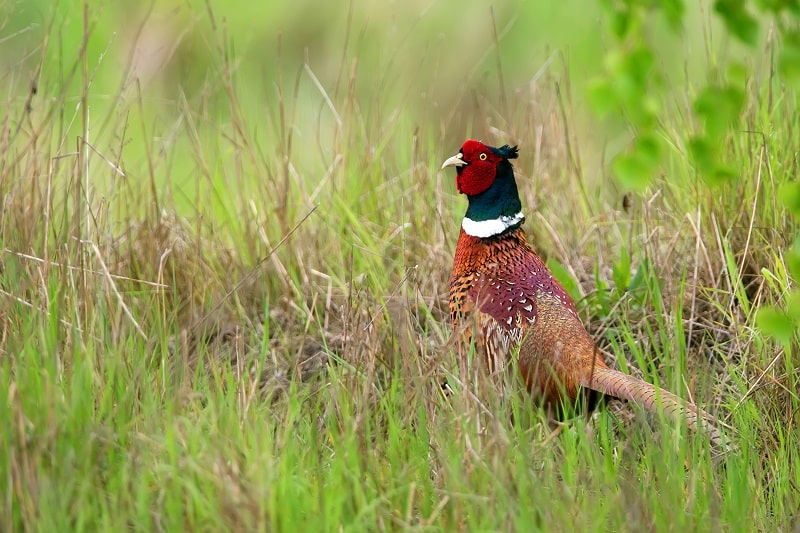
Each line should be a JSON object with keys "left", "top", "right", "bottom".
{"left": 449, "top": 226, "right": 604, "bottom": 406}
{"left": 442, "top": 139, "right": 729, "bottom": 448}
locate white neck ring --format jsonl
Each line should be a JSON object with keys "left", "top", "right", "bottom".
{"left": 462, "top": 211, "right": 525, "bottom": 238}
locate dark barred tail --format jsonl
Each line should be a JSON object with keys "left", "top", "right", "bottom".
{"left": 584, "top": 366, "right": 731, "bottom": 451}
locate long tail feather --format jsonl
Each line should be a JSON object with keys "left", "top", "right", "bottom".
{"left": 583, "top": 366, "right": 731, "bottom": 450}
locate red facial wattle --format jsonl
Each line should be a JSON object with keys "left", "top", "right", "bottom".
{"left": 456, "top": 160, "right": 497, "bottom": 196}
{"left": 442, "top": 140, "right": 502, "bottom": 196}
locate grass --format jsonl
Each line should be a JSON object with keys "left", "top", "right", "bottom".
{"left": 1, "top": 0, "right": 799, "bottom": 530}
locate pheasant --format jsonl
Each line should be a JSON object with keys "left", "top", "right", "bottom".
{"left": 442, "top": 139, "right": 728, "bottom": 447}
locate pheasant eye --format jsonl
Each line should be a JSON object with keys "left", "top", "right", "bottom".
{"left": 479, "top": 153, "right": 488, "bottom": 161}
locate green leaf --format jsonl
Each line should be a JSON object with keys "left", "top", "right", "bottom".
{"left": 714, "top": 0, "right": 759, "bottom": 45}
{"left": 779, "top": 182, "right": 800, "bottom": 219}
{"left": 727, "top": 61, "right": 748, "bottom": 86}
{"left": 610, "top": 133, "right": 662, "bottom": 190}
{"left": 627, "top": 46, "right": 655, "bottom": 88}
{"left": 636, "top": 133, "right": 662, "bottom": 165}
{"left": 688, "top": 136, "right": 739, "bottom": 184}
{"left": 688, "top": 136, "right": 717, "bottom": 173}
{"left": 612, "top": 46, "right": 656, "bottom": 107}
{"left": 611, "top": 8, "right": 632, "bottom": 39}
{"left": 694, "top": 84, "right": 744, "bottom": 139}
{"left": 588, "top": 78, "right": 618, "bottom": 117}
{"left": 626, "top": 99, "right": 659, "bottom": 128}
{"left": 661, "top": 0, "right": 686, "bottom": 30}
{"left": 604, "top": 49, "right": 624, "bottom": 73}
{"left": 711, "top": 163, "right": 739, "bottom": 184}
{"left": 756, "top": 0, "right": 800, "bottom": 14}
{"left": 779, "top": 31, "right": 800, "bottom": 84}
{"left": 756, "top": 306, "right": 796, "bottom": 344}
{"left": 787, "top": 238, "right": 800, "bottom": 281}
{"left": 786, "top": 289, "right": 800, "bottom": 320}
{"left": 612, "top": 152, "right": 655, "bottom": 191}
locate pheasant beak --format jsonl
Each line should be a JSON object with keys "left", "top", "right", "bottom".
{"left": 441, "top": 152, "right": 467, "bottom": 169}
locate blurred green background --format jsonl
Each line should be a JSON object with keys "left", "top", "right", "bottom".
{"left": 3, "top": 0, "right": 705, "bottom": 201}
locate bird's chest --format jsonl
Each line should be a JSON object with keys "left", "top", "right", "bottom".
{"left": 449, "top": 236, "right": 578, "bottom": 362}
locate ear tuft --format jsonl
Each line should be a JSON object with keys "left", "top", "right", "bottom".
{"left": 492, "top": 144, "right": 519, "bottom": 160}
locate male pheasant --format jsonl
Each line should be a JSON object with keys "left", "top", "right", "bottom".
{"left": 442, "top": 139, "right": 727, "bottom": 446}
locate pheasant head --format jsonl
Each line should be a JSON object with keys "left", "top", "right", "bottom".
{"left": 441, "top": 139, "right": 523, "bottom": 238}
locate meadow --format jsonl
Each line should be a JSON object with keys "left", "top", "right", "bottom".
{"left": 1, "top": 0, "right": 798, "bottom": 530}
